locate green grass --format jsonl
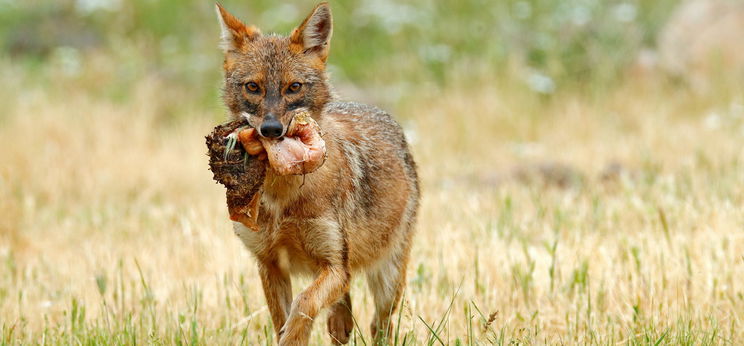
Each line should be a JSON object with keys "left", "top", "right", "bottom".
{"left": 2, "top": 0, "right": 744, "bottom": 345}
{"left": 0, "top": 0, "right": 683, "bottom": 110}
{"left": 3, "top": 74, "right": 742, "bottom": 344}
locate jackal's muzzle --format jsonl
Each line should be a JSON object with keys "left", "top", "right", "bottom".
{"left": 240, "top": 110, "right": 326, "bottom": 176}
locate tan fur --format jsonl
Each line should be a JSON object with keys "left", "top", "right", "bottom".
{"left": 216, "top": 3, "right": 419, "bottom": 345}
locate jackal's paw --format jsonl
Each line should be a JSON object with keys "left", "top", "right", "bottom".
{"left": 278, "top": 311, "right": 313, "bottom": 346}
{"left": 327, "top": 304, "right": 354, "bottom": 345}
{"left": 371, "top": 320, "right": 393, "bottom": 344}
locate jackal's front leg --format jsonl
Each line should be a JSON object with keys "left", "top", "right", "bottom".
{"left": 258, "top": 261, "right": 292, "bottom": 339}
{"left": 279, "top": 265, "right": 349, "bottom": 346}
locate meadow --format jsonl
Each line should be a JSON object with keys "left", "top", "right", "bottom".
{"left": 1, "top": 0, "right": 743, "bottom": 344}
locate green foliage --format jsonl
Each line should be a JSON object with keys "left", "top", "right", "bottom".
{"left": 0, "top": 0, "right": 681, "bottom": 111}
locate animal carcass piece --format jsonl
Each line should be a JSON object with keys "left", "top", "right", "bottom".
{"left": 234, "top": 110, "right": 326, "bottom": 177}
{"left": 205, "top": 118, "right": 266, "bottom": 231}
{"left": 206, "top": 111, "right": 326, "bottom": 230}
{"left": 257, "top": 110, "right": 326, "bottom": 176}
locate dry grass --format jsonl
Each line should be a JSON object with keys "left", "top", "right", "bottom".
{"left": 1, "top": 73, "right": 743, "bottom": 344}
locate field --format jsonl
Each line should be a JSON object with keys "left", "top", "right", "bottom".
{"left": 1, "top": 0, "right": 743, "bottom": 344}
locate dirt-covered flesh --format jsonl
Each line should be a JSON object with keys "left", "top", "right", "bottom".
{"left": 205, "top": 118, "right": 266, "bottom": 231}
{"left": 206, "top": 111, "right": 326, "bottom": 229}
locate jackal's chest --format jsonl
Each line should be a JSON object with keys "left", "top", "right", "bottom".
{"left": 231, "top": 220, "right": 321, "bottom": 276}
{"left": 231, "top": 173, "right": 345, "bottom": 272}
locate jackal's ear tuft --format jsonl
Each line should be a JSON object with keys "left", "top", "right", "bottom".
{"left": 290, "top": 2, "right": 333, "bottom": 62}
{"left": 215, "top": 3, "right": 260, "bottom": 53}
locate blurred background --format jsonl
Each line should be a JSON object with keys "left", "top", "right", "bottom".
{"left": 2, "top": 0, "right": 743, "bottom": 344}
{"left": 3, "top": 0, "right": 735, "bottom": 115}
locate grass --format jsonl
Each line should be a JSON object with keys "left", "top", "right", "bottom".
{"left": 1, "top": 66, "right": 743, "bottom": 344}
{"left": 1, "top": 0, "right": 744, "bottom": 344}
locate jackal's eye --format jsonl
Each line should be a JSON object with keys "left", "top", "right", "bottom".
{"left": 244, "top": 82, "right": 260, "bottom": 94}
{"left": 287, "top": 82, "right": 302, "bottom": 93}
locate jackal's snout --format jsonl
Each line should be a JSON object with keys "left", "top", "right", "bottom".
{"left": 259, "top": 114, "right": 284, "bottom": 138}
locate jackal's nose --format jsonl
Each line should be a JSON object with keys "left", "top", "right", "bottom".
{"left": 260, "top": 115, "right": 283, "bottom": 138}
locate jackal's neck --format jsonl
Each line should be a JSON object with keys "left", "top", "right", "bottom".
{"left": 262, "top": 172, "right": 304, "bottom": 198}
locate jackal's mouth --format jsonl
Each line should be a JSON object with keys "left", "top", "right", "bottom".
{"left": 236, "top": 111, "right": 326, "bottom": 176}
{"left": 258, "top": 111, "right": 326, "bottom": 176}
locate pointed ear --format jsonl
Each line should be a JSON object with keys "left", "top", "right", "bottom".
{"left": 215, "top": 3, "right": 261, "bottom": 53}
{"left": 290, "top": 2, "right": 333, "bottom": 62}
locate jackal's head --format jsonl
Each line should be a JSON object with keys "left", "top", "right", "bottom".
{"left": 216, "top": 2, "right": 332, "bottom": 138}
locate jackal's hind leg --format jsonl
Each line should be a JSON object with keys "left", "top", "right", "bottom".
{"left": 366, "top": 248, "right": 409, "bottom": 343}
{"left": 327, "top": 292, "right": 353, "bottom": 345}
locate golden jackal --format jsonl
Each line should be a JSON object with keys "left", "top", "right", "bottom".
{"left": 215, "top": 2, "right": 419, "bottom": 345}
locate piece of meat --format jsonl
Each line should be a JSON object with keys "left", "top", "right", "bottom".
{"left": 205, "top": 118, "right": 267, "bottom": 231}
{"left": 239, "top": 110, "right": 326, "bottom": 176}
